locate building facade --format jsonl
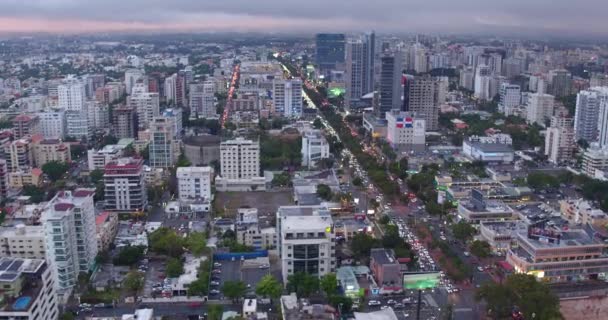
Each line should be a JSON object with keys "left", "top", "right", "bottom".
{"left": 301, "top": 130, "right": 330, "bottom": 168}
{"left": 176, "top": 166, "right": 214, "bottom": 202}
{"left": 103, "top": 157, "right": 147, "bottom": 212}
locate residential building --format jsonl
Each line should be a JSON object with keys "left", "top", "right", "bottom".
{"left": 0, "top": 258, "right": 58, "bottom": 320}
{"left": 87, "top": 100, "right": 110, "bottom": 130}
{"left": 95, "top": 211, "right": 119, "bottom": 252}
{"left": 9, "top": 168, "right": 42, "bottom": 189}
{"left": 548, "top": 69, "right": 572, "bottom": 97}
{"left": 507, "top": 222, "right": 608, "bottom": 282}
{"left": 87, "top": 144, "right": 126, "bottom": 171}
{"left": 457, "top": 190, "right": 518, "bottom": 224}
{"left": 236, "top": 208, "right": 277, "bottom": 249}
{"left": 574, "top": 87, "right": 608, "bottom": 143}
{"left": 58, "top": 77, "right": 86, "bottom": 112}
{"left": 315, "top": 33, "right": 346, "bottom": 75}
{"left": 103, "top": 157, "right": 147, "bottom": 212}
{"left": 499, "top": 83, "right": 521, "bottom": 115}
{"left": 559, "top": 199, "right": 608, "bottom": 226}
{"left": 459, "top": 67, "right": 474, "bottom": 91}
{"left": 385, "top": 110, "right": 426, "bottom": 151}
{"left": 544, "top": 115, "right": 575, "bottom": 164}
{"left": 42, "top": 189, "right": 98, "bottom": 295}
{"left": 66, "top": 110, "right": 91, "bottom": 140}
{"left": 161, "top": 108, "right": 183, "bottom": 138}
{"left": 582, "top": 144, "right": 608, "bottom": 177}
{"left": 176, "top": 166, "right": 214, "bottom": 202}
{"left": 378, "top": 55, "right": 403, "bottom": 115}
{"left": 32, "top": 138, "right": 71, "bottom": 167}
{"left": 216, "top": 138, "right": 264, "bottom": 191}
{"left": 189, "top": 81, "right": 217, "bottom": 118}
{"left": 0, "top": 159, "right": 7, "bottom": 199}
{"left": 6, "top": 138, "right": 33, "bottom": 172}
{"left": 0, "top": 225, "right": 46, "bottom": 259}
{"left": 301, "top": 130, "right": 330, "bottom": 168}
{"left": 128, "top": 83, "right": 160, "bottom": 130}
{"left": 149, "top": 116, "right": 179, "bottom": 168}
{"left": 403, "top": 75, "right": 438, "bottom": 130}
{"left": 12, "top": 114, "right": 39, "bottom": 139}
{"left": 37, "top": 111, "right": 65, "bottom": 139}
{"left": 125, "top": 69, "right": 144, "bottom": 95}
{"left": 277, "top": 205, "right": 336, "bottom": 283}
{"left": 111, "top": 105, "right": 138, "bottom": 139}
{"left": 474, "top": 65, "right": 491, "bottom": 101}
{"left": 526, "top": 93, "right": 555, "bottom": 126}
{"left": 370, "top": 248, "right": 402, "bottom": 288}
{"left": 273, "top": 79, "right": 303, "bottom": 118}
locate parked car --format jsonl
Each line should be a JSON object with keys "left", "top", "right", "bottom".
{"left": 368, "top": 300, "right": 381, "bottom": 306}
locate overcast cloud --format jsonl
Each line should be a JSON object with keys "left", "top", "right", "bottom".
{"left": 0, "top": 0, "right": 604, "bottom": 35}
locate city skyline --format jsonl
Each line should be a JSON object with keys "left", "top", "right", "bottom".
{"left": 0, "top": 0, "right": 607, "bottom": 37}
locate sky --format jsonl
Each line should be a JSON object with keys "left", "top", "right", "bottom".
{"left": 0, "top": 0, "right": 605, "bottom": 36}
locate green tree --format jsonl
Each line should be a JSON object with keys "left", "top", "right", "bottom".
{"left": 527, "top": 172, "right": 560, "bottom": 190}
{"left": 221, "top": 281, "right": 247, "bottom": 302}
{"left": 60, "top": 313, "right": 76, "bottom": 320}
{"left": 320, "top": 273, "right": 338, "bottom": 296}
{"left": 271, "top": 172, "right": 292, "bottom": 187}
{"left": 102, "top": 135, "right": 118, "bottom": 146}
{"left": 89, "top": 169, "right": 104, "bottom": 184}
{"left": 176, "top": 153, "right": 192, "bottom": 167}
{"left": 328, "top": 295, "right": 353, "bottom": 314}
{"left": 350, "top": 233, "right": 380, "bottom": 259}
{"left": 452, "top": 221, "right": 476, "bottom": 242}
{"left": 166, "top": 258, "right": 184, "bottom": 278}
{"left": 185, "top": 232, "right": 207, "bottom": 256}
{"left": 123, "top": 271, "right": 144, "bottom": 294}
{"left": 148, "top": 227, "right": 185, "bottom": 257}
{"left": 113, "top": 246, "right": 145, "bottom": 266}
{"left": 23, "top": 185, "right": 45, "bottom": 203}
{"left": 41, "top": 161, "right": 70, "bottom": 181}
{"left": 470, "top": 240, "right": 492, "bottom": 258}
{"left": 70, "top": 144, "right": 86, "bottom": 160}
{"left": 316, "top": 184, "right": 333, "bottom": 201}
{"left": 207, "top": 305, "right": 224, "bottom": 320}
{"left": 287, "top": 272, "right": 319, "bottom": 298}
{"left": 313, "top": 118, "right": 324, "bottom": 129}
{"left": 378, "top": 215, "right": 390, "bottom": 225}
{"left": 352, "top": 176, "right": 363, "bottom": 187}
{"left": 256, "top": 274, "right": 283, "bottom": 301}
{"left": 188, "top": 278, "right": 208, "bottom": 296}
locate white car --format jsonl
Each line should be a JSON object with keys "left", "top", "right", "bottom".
{"left": 368, "top": 300, "right": 381, "bottom": 306}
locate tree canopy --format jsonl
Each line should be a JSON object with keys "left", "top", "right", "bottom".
{"left": 452, "top": 221, "right": 476, "bottom": 242}
{"left": 255, "top": 274, "right": 283, "bottom": 299}
{"left": 320, "top": 273, "right": 338, "bottom": 296}
{"left": 166, "top": 258, "right": 184, "bottom": 278}
{"left": 123, "top": 271, "right": 144, "bottom": 294}
{"left": 42, "top": 161, "right": 70, "bottom": 182}
{"left": 470, "top": 240, "right": 492, "bottom": 258}
{"left": 221, "top": 281, "right": 247, "bottom": 302}
{"left": 286, "top": 272, "right": 319, "bottom": 298}
{"left": 316, "top": 184, "right": 333, "bottom": 201}
{"left": 113, "top": 246, "right": 145, "bottom": 266}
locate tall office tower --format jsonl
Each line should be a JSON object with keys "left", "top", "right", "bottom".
{"left": 127, "top": 83, "right": 160, "bottom": 130}
{"left": 12, "top": 114, "right": 40, "bottom": 139}
{"left": 125, "top": 69, "right": 144, "bottom": 95}
{"left": 273, "top": 79, "right": 303, "bottom": 118}
{"left": 435, "top": 76, "right": 449, "bottom": 105}
{"left": 189, "top": 81, "right": 217, "bottom": 119}
{"left": 549, "top": 69, "right": 573, "bottom": 97}
{"left": 526, "top": 93, "right": 555, "bottom": 126}
{"left": 590, "top": 73, "right": 608, "bottom": 88}
{"left": 0, "top": 258, "right": 58, "bottom": 320}
{"left": 180, "top": 67, "right": 194, "bottom": 89}
{"left": 499, "top": 83, "right": 521, "bottom": 115}
{"left": 42, "top": 189, "right": 98, "bottom": 294}
{"left": 87, "top": 100, "right": 110, "bottom": 130}
{"left": 597, "top": 94, "right": 608, "bottom": 149}
{"left": 0, "top": 159, "right": 7, "bottom": 201}
{"left": 315, "top": 33, "right": 346, "bottom": 75}
{"left": 37, "top": 111, "right": 65, "bottom": 139}
{"left": 176, "top": 166, "right": 214, "bottom": 202}
{"left": 161, "top": 108, "right": 183, "bottom": 138}
{"left": 459, "top": 67, "right": 475, "bottom": 91}
{"left": 345, "top": 40, "right": 364, "bottom": 109}
{"left": 277, "top": 205, "right": 336, "bottom": 283}
{"left": 58, "top": 76, "right": 86, "bottom": 111}
{"left": 378, "top": 55, "right": 403, "bottom": 116}
{"left": 545, "top": 115, "right": 575, "bottom": 164}
{"left": 149, "top": 117, "right": 179, "bottom": 168}
{"left": 220, "top": 138, "right": 261, "bottom": 180}
{"left": 413, "top": 45, "right": 428, "bottom": 74}
{"left": 66, "top": 110, "right": 91, "bottom": 140}
{"left": 474, "top": 65, "right": 491, "bottom": 100}
{"left": 574, "top": 88, "right": 608, "bottom": 143}
{"left": 362, "top": 32, "right": 376, "bottom": 95}
{"left": 503, "top": 57, "right": 524, "bottom": 78}
{"left": 84, "top": 74, "right": 105, "bottom": 99}
{"left": 148, "top": 72, "right": 163, "bottom": 94}
{"left": 488, "top": 53, "right": 503, "bottom": 75}
{"left": 103, "top": 157, "right": 147, "bottom": 212}
{"left": 175, "top": 72, "right": 187, "bottom": 107}
{"left": 403, "top": 75, "right": 438, "bottom": 131}
{"left": 111, "top": 106, "right": 138, "bottom": 139}
{"left": 164, "top": 74, "right": 177, "bottom": 103}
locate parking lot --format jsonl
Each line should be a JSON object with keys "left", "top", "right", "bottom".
{"left": 215, "top": 191, "right": 293, "bottom": 218}
{"left": 209, "top": 257, "right": 271, "bottom": 299}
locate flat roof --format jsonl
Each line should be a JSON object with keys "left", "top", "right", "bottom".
{"left": 282, "top": 215, "right": 332, "bottom": 231}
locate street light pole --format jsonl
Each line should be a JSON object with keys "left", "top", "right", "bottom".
{"left": 416, "top": 289, "right": 422, "bottom": 320}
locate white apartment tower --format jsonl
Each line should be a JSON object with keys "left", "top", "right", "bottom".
{"left": 149, "top": 116, "right": 179, "bottom": 168}
{"left": 574, "top": 88, "right": 608, "bottom": 143}
{"left": 526, "top": 93, "right": 555, "bottom": 126}
{"left": 189, "top": 81, "right": 217, "bottom": 119}
{"left": 128, "top": 83, "right": 160, "bottom": 130}
{"left": 58, "top": 77, "right": 86, "bottom": 112}
{"left": 474, "top": 65, "right": 491, "bottom": 101}
{"left": 42, "top": 189, "right": 98, "bottom": 294}
{"left": 37, "top": 111, "right": 65, "bottom": 139}
{"left": 125, "top": 69, "right": 145, "bottom": 95}
{"left": 499, "top": 83, "right": 521, "bottom": 115}
{"left": 176, "top": 166, "right": 214, "bottom": 202}
{"left": 301, "top": 130, "right": 330, "bottom": 168}
{"left": 103, "top": 157, "right": 147, "bottom": 212}
{"left": 220, "top": 138, "right": 260, "bottom": 180}
{"left": 273, "top": 79, "right": 303, "bottom": 118}
{"left": 545, "top": 115, "right": 575, "bottom": 164}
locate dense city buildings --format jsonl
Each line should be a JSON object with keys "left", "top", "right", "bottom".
{"left": 315, "top": 33, "right": 346, "bottom": 76}
{"left": 103, "top": 157, "right": 147, "bottom": 212}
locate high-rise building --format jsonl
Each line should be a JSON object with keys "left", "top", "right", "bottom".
{"left": 6, "top": 138, "right": 33, "bottom": 172}
{"left": 111, "top": 106, "right": 138, "bottom": 139}
{"left": 273, "top": 79, "right": 303, "bottom": 118}
{"left": 128, "top": 83, "right": 160, "bottom": 130}
{"left": 176, "top": 166, "right": 214, "bottom": 202}
{"left": 189, "top": 81, "right": 217, "bottom": 119}
{"left": 0, "top": 159, "right": 8, "bottom": 201}
{"left": 104, "top": 157, "right": 147, "bottom": 212}
{"left": 276, "top": 205, "right": 336, "bottom": 283}
{"left": 345, "top": 39, "right": 364, "bottom": 109}
{"left": 362, "top": 32, "right": 376, "bottom": 95}
{"left": 125, "top": 69, "right": 145, "bottom": 95}
{"left": 435, "top": 76, "right": 449, "bottom": 105}
{"left": 548, "top": 69, "right": 572, "bottom": 98}
{"left": 378, "top": 55, "right": 403, "bottom": 115}
{"left": 220, "top": 138, "right": 260, "bottom": 180}
{"left": 84, "top": 74, "right": 106, "bottom": 99}
{"left": 164, "top": 74, "right": 177, "bottom": 104}
{"left": 597, "top": 94, "right": 608, "bottom": 149}
{"left": 474, "top": 65, "right": 491, "bottom": 100}
{"left": 42, "top": 189, "right": 98, "bottom": 295}
{"left": 0, "top": 225, "right": 45, "bottom": 259}
{"left": 37, "top": 111, "right": 65, "bottom": 139}
{"left": 385, "top": 110, "right": 426, "bottom": 150}
{"left": 413, "top": 45, "right": 428, "bottom": 74}
{"left": 526, "top": 93, "right": 555, "bottom": 126}
{"left": 301, "top": 130, "right": 330, "bottom": 168}
{"left": 149, "top": 117, "right": 179, "bottom": 168}
{"left": 0, "top": 257, "right": 58, "bottom": 320}
{"left": 58, "top": 77, "right": 86, "bottom": 112}
{"left": 574, "top": 88, "right": 608, "bottom": 143}
{"left": 33, "top": 139, "right": 71, "bottom": 167}
{"left": 459, "top": 67, "right": 475, "bottom": 91}
{"left": 545, "top": 115, "right": 575, "bottom": 164}
{"left": 161, "top": 108, "right": 183, "bottom": 138}
{"left": 403, "top": 75, "right": 438, "bottom": 131}
{"left": 87, "top": 100, "right": 110, "bottom": 130}
{"left": 499, "top": 83, "right": 521, "bottom": 115}
{"left": 12, "top": 114, "right": 40, "bottom": 139}
{"left": 66, "top": 110, "right": 91, "bottom": 140}
{"left": 315, "top": 33, "right": 346, "bottom": 74}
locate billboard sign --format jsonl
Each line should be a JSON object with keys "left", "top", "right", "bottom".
{"left": 403, "top": 272, "right": 441, "bottom": 290}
